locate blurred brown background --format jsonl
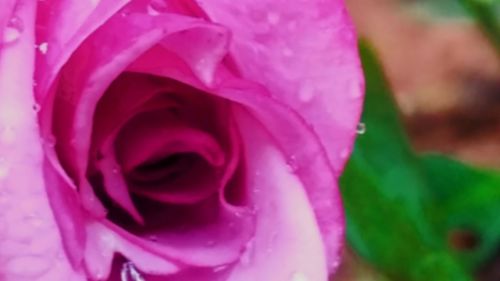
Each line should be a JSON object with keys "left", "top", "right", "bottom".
{"left": 335, "top": 0, "right": 500, "bottom": 280}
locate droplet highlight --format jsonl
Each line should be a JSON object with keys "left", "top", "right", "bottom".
{"left": 290, "top": 272, "right": 308, "bottom": 281}
{"left": 267, "top": 12, "right": 280, "bottom": 25}
{"left": 356, "top": 122, "right": 366, "bottom": 135}
{"left": 37, "top": 42, "right": 49, "bottom": 54}
{"left": 2, "top": 16, "right": 23, "bottom": 45}
{"left": 121, "top": 262, "right": 145, "bottom": 281}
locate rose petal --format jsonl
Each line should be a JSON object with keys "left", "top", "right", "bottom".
{"left": 50, "top": 10, "right": 230, "bottom": 206}
{"left": 107, "top": 258, "right": 232, "bottom": 281}
{"left": 0, "top": 0, "right": 16, "bottom": 50}
{"left": 96, "top": 137, "right": 144, "bottom": 224}
{"left": 40, "top": 5, "right": 247, "bottom": 278}
{"left": 35, "top": 0, "right": 131, "bottom": 96}
{"left": 208, "top": 74, "right": 345, "bottom": 271}
{"left": 196, "top": 0, "right": 364, "bottom": 175}
{"left": 129, "top": 57, "right": 345, "bottom": 272}
{"left": 116, "top": 115, "right": 226, "bottom": 204}
{"left": 223, "top": 106, "right": 329, "bottom": 281}
{"left": 116, "top": 111, "right": 225, "bottom": 174}
{"left": 84, "top": 199, "right": 254, "bottom": 279}
{"left": 0, "top": 2, "right": 85, "bottom": 280}
{"left": 84, "top": 220, "right": 179, "bottom": 280}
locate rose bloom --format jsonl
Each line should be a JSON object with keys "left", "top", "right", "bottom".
{"left": 0, "top": 0, "right": 363, "bottom": 280}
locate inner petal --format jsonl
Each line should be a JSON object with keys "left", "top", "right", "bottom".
{"left": 114, "top": 109, "right": 226, "bottom": 204}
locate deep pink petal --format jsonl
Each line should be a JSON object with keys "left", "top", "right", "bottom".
{"left": 83, "top": 220, "right": 179, "bottom": 280}
{"left": 49, "top": 10, "right": 230, "bottom": 200}
{"left": 96, "top": 137, "right": 144, "bottom": 224}
{"left": 35, "top": 0, "right": 131, "bottom": 97}
{"left": 196, "top": 0, "right": 364, "bottom": 175}
{"left": 83, "top": 201, "right": 253, "bottom": 279}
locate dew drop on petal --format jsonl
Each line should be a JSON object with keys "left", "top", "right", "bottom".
{"left": 32, "top": 103, "right": 41, "bottom": 112}
{"left": 1, "top": 126, "right": 16, "bottom": 144}
{"left": 356, "top": 122, "right": 366, "bottom": 135}
{"left": 37, "top": 42, "right": 48, "bottom": 54}
{"left": 286, "top": 154, "right": 298, "bottom": 172}
{"left": 298, "top": 82, "right": 315, "bottom": 103}
{"left": 121, "top": 262, "right": 145, "bottom": 281}
{"left": 290, "top": 272, "right": 308, "bottom": 281}
{"left": 213, "top": 265, "right": 228, "bottom": 272}
{"left": 2, "top": 16, "right": 23, "bottom": 45}
{"left": 239, "top": 239, "right": 254, "bottom": 266}
{"left": 147, "top": 0, "right": 169, "bottom": 16}
{"left": 0, "top": 162, "right": 9, "bottom": 180}
{"left": 282, "top": 47, "right": 293, "bottom": 57}
{"left": 267, "top": 12, "right": 280, "bottom": 25}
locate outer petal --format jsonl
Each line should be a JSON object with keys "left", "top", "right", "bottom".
{"left": 196, "top": 0, "right": 364, "bottom": 175}
{"left": 0, "top": 0, "right": 16, "bottom": 53}
{"left": 0, "top": 1, "right": 84, "bottom": 280}
{"left": 212, "top": 76, "right": 344, "bottom": 271}
{"left": 226, "top": 107, "right": 328, "bottom": 281}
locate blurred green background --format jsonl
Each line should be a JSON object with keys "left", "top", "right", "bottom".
{"left": 334, "top": 0, "right": 500, "bottom": 280}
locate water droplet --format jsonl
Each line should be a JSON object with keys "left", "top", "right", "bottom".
{"left": 282, "top": 47, "right": 293, "bottom": 57}
{"left": 37, "top": 42, "right": 48, "bottom": 54}
{"left": 121, "top": 262, "right": 145, "bottom": 281}
{"left": 286, "top": 155, "right": 298, "bottom": 172}
{"left": 32, "top": 103, "right": 41, "bottom": 112}
{"left": 239, "top": 238, "right": 256, "bottom": 266}
{"left": 290, "top": 272, "right": 308, "bottom": 281}
{"left": 1, "top": 126, "right": 16, "bottom": 144}
{"left": 148, "top": 235, "right": 158, "bottom": 242}
{"left": 267, "top": 12, "right": 280, "bottom": 25}
{"left": 356, "top": 122, "right": 366, "bottom": 135}
{"left": 2, "top": 16, "right": 24, "bottom": 45}
{"left": 0, "top": 163, "right": 10, "bottom": 179}
{"left": 298, "top": 82, "right": 315, "bottom": 102}
{"left": 147, "top": 0, "right": 169, "bottom": 16}
{"left": 213, "top": 265, "right": 228, "bottom": 272}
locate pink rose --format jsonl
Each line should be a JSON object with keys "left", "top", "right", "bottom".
{"left": 0, "top": 0, "right": 363, "bottom": 280}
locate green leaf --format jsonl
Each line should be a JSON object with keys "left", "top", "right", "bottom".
{"left": 405, "top": 0, "right": 471, "bottom": 20}
{"left": 420, "top": 154, "right": 500, "bottom": 269}
{"left": 340, "top": 41, "right": 473, "bottom": 281}
{"left": 459, "top": 0, "right": 500, "bottom": 49}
